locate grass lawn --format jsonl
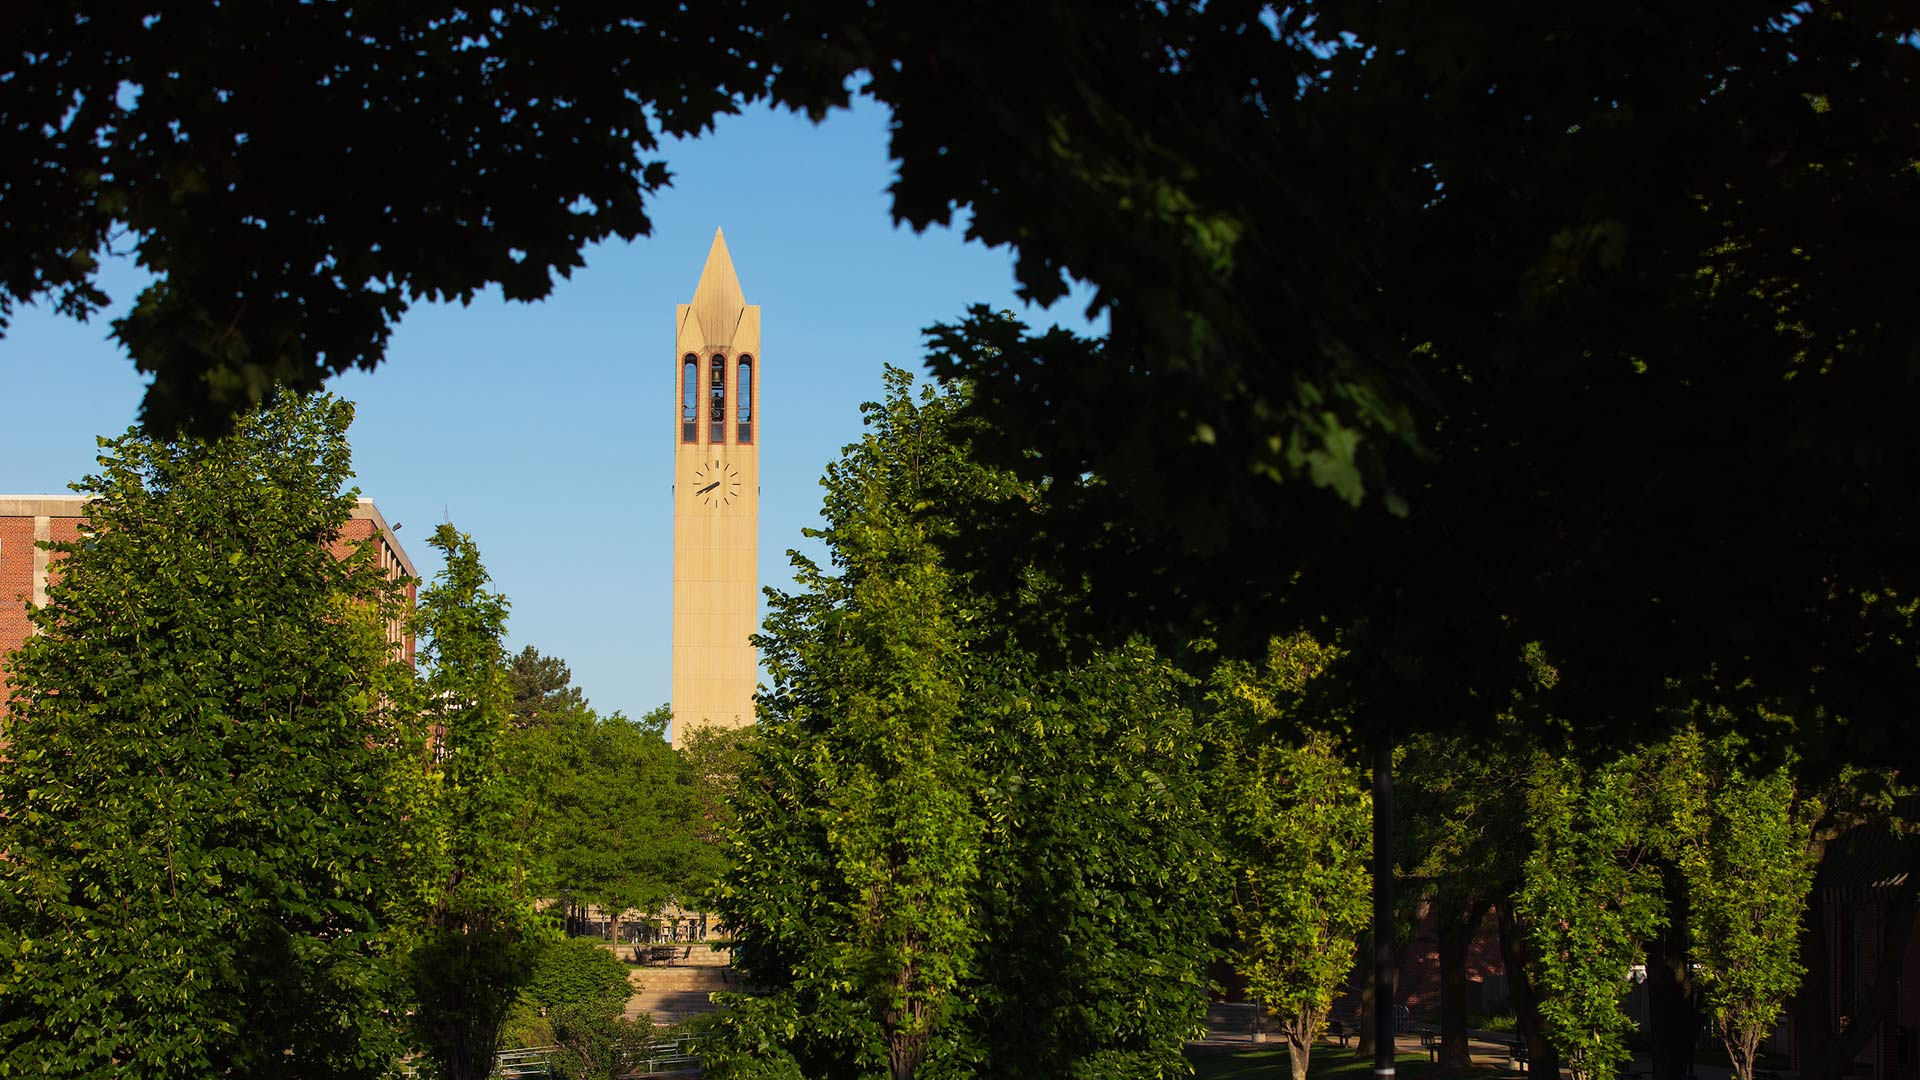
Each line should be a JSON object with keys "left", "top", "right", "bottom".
{"left": 1188, "top": 1048, "right": 1439, "bottom": 1080}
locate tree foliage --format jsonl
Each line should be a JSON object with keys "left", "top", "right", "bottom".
{"left": 523, "top": 937, "right": 633, "bottom": 1020}
{"left": 716, "top": 371, "right": 982, "bottom": 1080}
{"left": 539, "top": 705, "right": 723, "bottom": 924}
{"left": 522, "top": 937, "right": 643, "bottom": 1080}
{"left": 966, "top": 638, "right": 1216, "bottom": 1080}
{"left": 1518, "top": 755, "right": 1666, "bottom": 1080}
{"left": 1207, "top": 635, "right": 1372, "bottom": 1080}
{"left": 1665, "top": 732, "right": 1821, "bottom": 1080}
{"left": 498, "top": 649, "right": 724, "bottom": 931}
{"left": 1398, "top": 728, "right": 1554, "bottom": 1073}
{"left": 506, "top": 645, "right": 587, "bottom": 731}
{"left": 910, "top": 4, "right": 1920, "bottom": 774}
{"left": 679, "top": 723, "right": 754, "bottom": 861}
{"left": 708, "top": 369, "right": 1215, "bottom": 1080}
{"left": 8, "top": 4, "right": 1915, "bottom": 767}
{"left": 401, "top": 525, "right": 544, "bottom": 1080}
{"left": 0, "top": 395, "right": 411, "bottom": 1078}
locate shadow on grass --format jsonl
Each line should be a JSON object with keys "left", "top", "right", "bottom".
{"left": 1188, "top": 1048, "right": 1443, "bottom": 1080}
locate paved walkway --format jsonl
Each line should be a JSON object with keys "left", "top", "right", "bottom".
{"left": 1190, "top": 1023, "right": 1784, "bottom": 1080}
{"left": 1190, "top": 1026, "right": 1525, "bottom": 1062}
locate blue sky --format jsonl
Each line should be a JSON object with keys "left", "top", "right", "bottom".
{"left": 0, "top": 98, "right": 1101, "bottom": 725}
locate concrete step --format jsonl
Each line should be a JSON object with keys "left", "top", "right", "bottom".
{"left": 629, "top": 988, "right": 721, "bottom": 1028}
{"left": 625, "top": 963, "right": 739, "bottom": 1027}
{"left": 630, "top": 965, "right": 732, "bottom": 994}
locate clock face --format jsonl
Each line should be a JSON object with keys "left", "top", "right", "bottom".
{"left": 689, "top": 460, "right": 744, "bottom": 508}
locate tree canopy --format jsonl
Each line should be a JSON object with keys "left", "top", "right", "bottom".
{"left": 1207, "top": 636, "right": 1373, "bottom": 1080}
{"left": 0, "top": 395, "right": 412, "bottom": 1078}
{"left": 402, "top": 525, "right": 546, "bottom": 1080}
{"left": 8, "top": 2, "right": 1913, "bottom": 766}
{"left": 709, "top": 370, "right": 1217, "bottom": 1080}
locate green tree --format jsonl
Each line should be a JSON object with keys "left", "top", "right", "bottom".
{"left": 1665, "top": 733, "right": 1820, "bottom": 1080}
{"left": 541, "top": 706, "right": 723, "bottom": 939}
{"left": 0, "top": 395, "right": 411, "bottom": 1078}
{"left": 1517, "top": 755, "right": 1666, "bottom": 1080}
{"left": 11, "top": 3, "right": 1917, "bottom": 776}
{"left": 714, "top": 371, "right": 982, "bottom": 1080}
{"left": 966, "top": 636, "right": 1217, "bottom": 1080}
{"left": 709, "top": 369, "right": 1216, "bottom": 1080}
{"left": 401, "top": 525, "right": 545, "bottom": 1080}
{"left": 1208, "top": 636, "right": 1373, "bottom": 1080}
{"left": 1398, "top": 730, "right": 1552, "bottom": 1074}
{"left": 524, "top": 937, "right": 634, "bottom": 1019}
{"left": 506, "top": 645, "right": 588, "bottom": 731}
{"left": 680, "top": 723, "right": 753, "bottom": 861}
{"left": 522, "top": 937, "right": 642, "bottom": 1080}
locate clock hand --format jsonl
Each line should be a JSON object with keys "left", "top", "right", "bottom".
{"left": 697, "top": 481, "right": 720, "bottom": 495}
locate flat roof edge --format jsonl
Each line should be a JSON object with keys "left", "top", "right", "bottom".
{"left": 351, "top": 498, "right": 420, "bottom": 581}
{"left": 0, "top": 495, "right": 91, "bottom": 516}
{"left": 1, "top": 494, "right": 420, "bottom": 581}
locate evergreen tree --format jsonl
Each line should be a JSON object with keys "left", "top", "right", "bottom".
{"left": 506, "top": 645, "right": 587, "bottom": 731}
{"left": 0, "top": 395, "right": 412, "bottom": 1078}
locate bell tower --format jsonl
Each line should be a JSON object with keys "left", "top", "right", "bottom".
{"left": 670, "top": 228, "right": 760, "bottom": 749}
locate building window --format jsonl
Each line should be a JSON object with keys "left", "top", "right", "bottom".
{"left": 681, "top": 355, "right": 698, "bottom": 443}
{"left": 709, "top": 354, "right": 727, "bottom": 443}
{"left": 737, "top": 356, "right": 753, "bottom": 444}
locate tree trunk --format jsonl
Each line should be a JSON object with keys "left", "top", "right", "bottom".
{"left": 1372, "top": 739, "right": 1397, "bottom": 1079}
{"left": 886, "top": 955, "right": 931, "bottom": 1080}
{"left": 1726, "top": 1023, "right": 1764, "bottom": 1080}
{"left": 1496, "top": 896, "right": 1562, "bottom": 1080}
{"left": 1438, "top": 898, "right": 1489, "bottom": 1071}
{"left": 1358, "top": 968, "right": 1378, "bottom": 1057}
{"left": 1284, "top": 1006, "right": 1322, "bottom": 1080}
{"left": 1647, "top": 860, "right": 1702, "bottom": 1080}
{"left": 888, "top": 1022, "right": 930, "bottom": 1080}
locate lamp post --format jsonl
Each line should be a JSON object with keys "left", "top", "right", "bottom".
{"left": 1374, "top": 738, "right": 1395, "bottom": 1080}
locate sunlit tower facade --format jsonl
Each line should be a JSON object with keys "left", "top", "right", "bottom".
{"left": 669, "top": 229, "right": 760, "bottom": 749}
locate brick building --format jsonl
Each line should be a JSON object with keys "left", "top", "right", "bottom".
{"left": 1392, "top": 907, "right": 1508, "bottom": 1020}
{"left": 1, "top": 494, "right": 416, "bottom": 699}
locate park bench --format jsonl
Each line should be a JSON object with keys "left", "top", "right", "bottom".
{"left": 1419, "top": 1028, "right": 1440, "bottom": 1062}
{"left": 646, "top": 944, "right": 694, "bottom": 965}
{"left": 1507, "top": 1038, "right": 1530, "bottom": 1072}
{"left": 1326, "top": 1019, "right": 1352, "bottom": 1048}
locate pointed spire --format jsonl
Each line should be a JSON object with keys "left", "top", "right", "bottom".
{"left": 690, "top": 227, "right": 746, "bottom": 347}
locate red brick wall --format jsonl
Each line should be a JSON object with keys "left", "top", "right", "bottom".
{"left": 0, "top": 513, "right": 86, "bottom": 701}
{"left": 331, "top": 517, "right": 418, "bottom": 665}
{"left": 1331, "top": 905, "right": 1509, "bottom": 1021}
{"left": 1396, "top": 907, "right": 1507, "bottom": 1020}
{"left": 0, "top": 517, "right": 35, "bottom": 690}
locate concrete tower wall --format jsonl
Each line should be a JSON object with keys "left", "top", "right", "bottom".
{"left": 670, "top": 229, "right": 760, "bottom": 748}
